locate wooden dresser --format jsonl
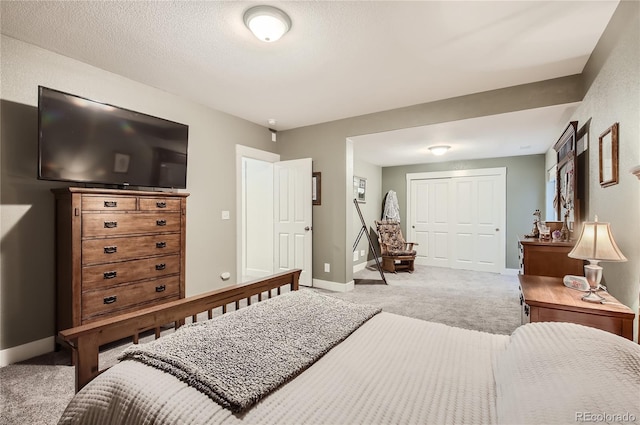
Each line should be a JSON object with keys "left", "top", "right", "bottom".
{"left": 52, "top": 187, "right": 189, "bottom": 334}
{"left": 519, "top": 275, "right": 634, "bottom": 340}
{"left": 518, "top": 236, "right": 584, "bottom": 278}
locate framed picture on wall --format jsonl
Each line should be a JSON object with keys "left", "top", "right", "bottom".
{"left": 312, "top": 172, "right": 321, "bottom": 205}
{"left": 354, "top": 176, "right": 366, "bottom": 203}
{"left": 599, "top": 122, "right": 619, "bottom": 188}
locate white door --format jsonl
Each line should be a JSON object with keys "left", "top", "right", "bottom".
{"left": 450, "top": 176, "right": 503, "bottom": 272}
{"left": 410, "top": 179, "right": 450, "bottom": 267}
{"left": 407, "top": 168, "right": 505, "bottom": 273}
{"left": 242, "top": 157, "right": 274, "bottom": 279}
{"left": 274, "top": 158, "right": 313, "bottom": 286}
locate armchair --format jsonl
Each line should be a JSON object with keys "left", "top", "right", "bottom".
{"left": 374, "top": 220, "right": 418, "bottom": 273}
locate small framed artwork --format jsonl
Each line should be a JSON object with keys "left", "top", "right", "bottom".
{"left": 113, "top": 153, "right": 130, "bottom": 173}
{"left": 312, "top": 172, "right": 321, "bottom": 205}
{"left": 599, "top": 122, "right": 619, "bottom": 187}
{"left": 353, "top": 176, "right": 366, "bottom": 203}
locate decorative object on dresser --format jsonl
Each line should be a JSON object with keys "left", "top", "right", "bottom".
{"left": 524, "top": 209, "right": 541, "bottom": 238}
{"left": 519, "top": 275, "right": 634, "bottom": 340}
{"left": 52, "top": 187, "right": 189, "bottom": 341}
{"left": 518, "top": 236, "right": 584, "bottom": 278}
{"left": 598, "top": 122, "right": 619, "bottom": 187}
{"left": 568, "top": 216, "right": 627, "bottom": 303}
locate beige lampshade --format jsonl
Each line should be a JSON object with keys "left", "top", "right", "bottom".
{"left": 568, "top": 220, "right": 627, "bottom": 262}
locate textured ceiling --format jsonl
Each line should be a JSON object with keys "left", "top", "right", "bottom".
{"left": 1, "top": 1, "right": 619, "bottom": 165}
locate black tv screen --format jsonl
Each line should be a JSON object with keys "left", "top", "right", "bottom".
{"left": 38, "top": 86, "right": 188, "bottom": 189}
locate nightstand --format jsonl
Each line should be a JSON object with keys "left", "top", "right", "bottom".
{"left": 518, "top": 274, "right": 634, "bottom": 340}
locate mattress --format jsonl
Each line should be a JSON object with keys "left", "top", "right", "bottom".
{"left": 58, "top": 312, "right": 509, "bottom": 425}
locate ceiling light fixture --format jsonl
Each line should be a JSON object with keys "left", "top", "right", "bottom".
{"left": 429, "top": 145, "right": 451, "bottom": 156}
{"left": 243, "top": 5, "right": 291, "bottom": 42}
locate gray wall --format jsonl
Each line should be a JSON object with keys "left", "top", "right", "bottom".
{"left": 0, "top": 36, "right": 276, "bottom": 351}
{"left": 568, "top": 1, "right": 639, "bottom": 332}
{"left": 382, "top": 155, "right": 546, "bottom": 270}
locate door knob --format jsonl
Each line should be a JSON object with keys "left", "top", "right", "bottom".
{"left": 305, "top": 226, "right": 311, "bottom": 231}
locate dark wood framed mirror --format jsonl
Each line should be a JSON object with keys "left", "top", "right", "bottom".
{"left": 554, "top": 121, "right": 579, "bottom": 233}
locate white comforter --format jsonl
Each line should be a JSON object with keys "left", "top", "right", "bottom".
{"left": 58, "top": 313, "right": 640, "bottom": 425}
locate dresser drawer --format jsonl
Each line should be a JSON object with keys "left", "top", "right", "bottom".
{"left": 139, "top": 198, "right": 181, "bottom": 211}
{"left": 82, "top": 233, "right": 181, "bottom": 265}
{"left": 82, "top": 195, "right": 137, "bottom": 211}
{"left": 82, "top": 212, "right": 181, "bottom": 237}
{"left": 82, "top": 276, "right": 180, "bottom": 321}
{"left": 82, "top": 254, "right": 181, "bottom": 289}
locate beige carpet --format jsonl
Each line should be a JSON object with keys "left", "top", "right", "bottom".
{"left": 0, "top": 265, "right": 521, "bottom": 425}
{"left": 343, "top": 264, "right": 521, "bottom": 335}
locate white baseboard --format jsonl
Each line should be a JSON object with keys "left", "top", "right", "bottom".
{"left": 353, "top": 258, "right": 382, "bottom": 273}
{"left": 313, "top": 278, "right": 354, "bottom": 292}
{"left": 0, "top": 336, "right": 55, "bottom": 367}
{"left": 503, "top": 268, "right": 520, "bottom": 276}
{"left": 353, "top": 262, "right": 368, "bottom": 273}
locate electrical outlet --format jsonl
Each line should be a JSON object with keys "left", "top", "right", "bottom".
{"left": 324, "top": 263, "right": 330, "bottom": 273}
{"left": 353, "top": 251, "right": 359, "bottom": 261}
{"left": 360, "top": 250, "right": 365, "bottom": 257}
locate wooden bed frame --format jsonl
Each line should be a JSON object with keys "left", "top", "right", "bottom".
{"left": 59, "top": 269, "right": 301, "bottom": 392}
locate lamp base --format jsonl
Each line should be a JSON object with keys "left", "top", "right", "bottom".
{"left": 582, "top": 289, "right": 605, "bottom": 303}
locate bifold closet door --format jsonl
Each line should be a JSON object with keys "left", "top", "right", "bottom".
{"left": 408, "top": 170, "right": 505, "bottom": 273}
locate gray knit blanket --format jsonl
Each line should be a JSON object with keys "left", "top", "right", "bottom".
{"left": 118, "top": 290, "right": 381, "bottom": 413}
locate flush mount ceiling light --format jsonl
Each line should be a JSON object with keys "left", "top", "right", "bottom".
{"left": 429, "top": 145, "right": 451, "bottom": 156}
{"left": 243, "top": 5, "right": 291, "bottom": 42}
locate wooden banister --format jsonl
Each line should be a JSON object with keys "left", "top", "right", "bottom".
{"left": 59, "top": 269, "right": 301, "bottom": 391}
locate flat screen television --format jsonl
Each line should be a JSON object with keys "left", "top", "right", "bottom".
{"left": 38, "top": 86, "right": 189, "bottom": 189}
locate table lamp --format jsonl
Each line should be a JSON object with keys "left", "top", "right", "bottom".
{"left": 568, "top": 216, "right": 627, "bottom": 303}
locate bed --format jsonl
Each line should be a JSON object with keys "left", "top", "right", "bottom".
{"left": 58, "top": 270, "right": 640, "bottom": 425}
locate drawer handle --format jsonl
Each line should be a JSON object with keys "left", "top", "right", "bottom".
{"left": 155, "top": 263, "right": 166, "bottom": 271}
{"left": 156, "top": 220, "right": 167, "bottom": 226}
{"left": 156, "top": 241, "right": 167, "bottom": 249}
{"left": 103, "top": 296, "right": 117, "bottom": 305}
{"left": 156, "top": 285, "right": 166, "bottom": 293}
{"left": 103, "top": 271, "right": 117, "bottom": 279}
{"left": 104, "top": 201, "right": 118, "bottom": 208}
{"left": 104, "top": 246, "right": 118, "bottom": 254}
{"left": 104, "top": 221, "right": 118, "bottom": 229}
{"left": 156, "top": 201, "right": 167, "bottom": 208}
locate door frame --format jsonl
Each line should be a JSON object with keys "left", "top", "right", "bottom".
{"left": 406, "top": 167, "right": 507, "bottom": 273}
